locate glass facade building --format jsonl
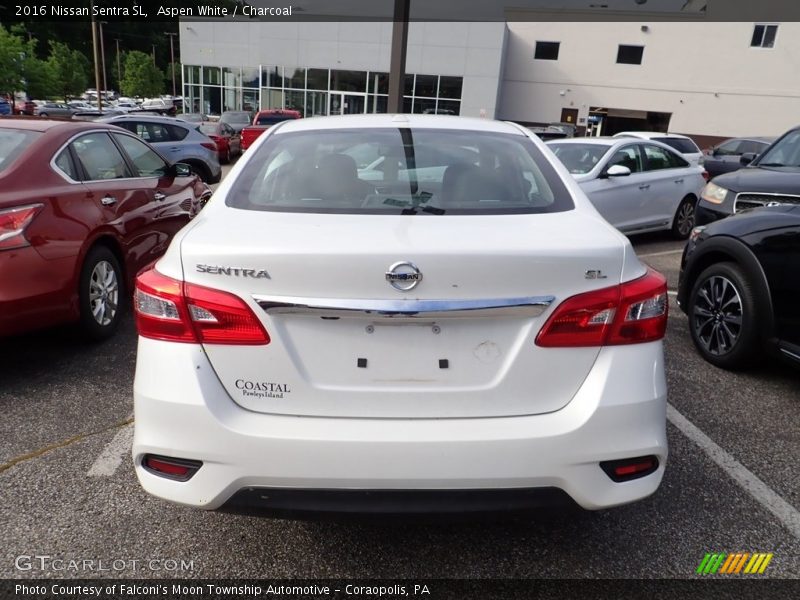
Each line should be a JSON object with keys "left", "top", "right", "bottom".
{"left": 183, "top": 65, "right": 463, "bottom": 117}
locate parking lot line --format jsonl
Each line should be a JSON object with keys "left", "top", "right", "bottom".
{"left": 639, "top": 249, "right": 685, "bottom": 258}
{"left": 667, "top": 403, "right": 800, "bottom": 540}
{"left": 87, "top": 415, "right": 134, "bottom": 477}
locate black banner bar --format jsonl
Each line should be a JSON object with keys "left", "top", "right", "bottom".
{"left": 2, "top": 579, "right": 799, "bottom": 600}
{"left": 3, "top": 0, "right": 800, "bottom": 24}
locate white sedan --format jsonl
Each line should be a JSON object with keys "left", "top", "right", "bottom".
{"left": 132, "top": 114, "right": 668, "bottom": 515}
{"left": 547, "top": 137, "right": 707, "bottom": 239}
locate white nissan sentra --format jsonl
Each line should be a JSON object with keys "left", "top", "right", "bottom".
{"left": 132, "top": 114, "right": 668, "bottom": 515}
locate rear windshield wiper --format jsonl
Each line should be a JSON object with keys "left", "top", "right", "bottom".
{"left": 401, "top": 205, "right": 446, "bottom": 215}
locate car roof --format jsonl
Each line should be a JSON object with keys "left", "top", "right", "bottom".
{"left": 614, "top": 131, "right": 694, "bottom": 141}
{"left": 104, "top": 114, "right": 189, "bottom": 125}
{"left": 276, "top": 114, "right": 527, "bottom": 135}
{"left": 546, "top": 136, "right": 693, "bottom": 158}
{"left": 729, "top": 136, "right": 776, "bottom": 142}
{"left": 545, "top": 137, "right": 617, "bottom": 146}
{"left": 0, "top": 118, "right": 111, "bottom": 133}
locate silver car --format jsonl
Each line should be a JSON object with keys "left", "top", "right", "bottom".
{"left": 102, "top": 114, "right": 221, "bottom": 183}
{"left": 547, "top": 137, "right": 706, "bottom": 238}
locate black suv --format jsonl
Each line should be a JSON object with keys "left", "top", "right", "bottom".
{"left": 696, "top": 126, "right": 800, "bottom": 226}
{"left": 678, "top": 205, "right": 800, "bottom": 370}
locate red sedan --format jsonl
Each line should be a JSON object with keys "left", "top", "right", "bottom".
{"left": 0, "top": 119, "right": 211, "bottom": 339}
{"left": 197, "top": 121, "right": 241, "bottom": 164}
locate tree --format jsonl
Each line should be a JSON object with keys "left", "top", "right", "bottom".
{"left": 23, "top": 54, "right": 56, "bottom": 99}
{"left": 121, "top": 51, "right": 164, "bottom": 98}
{"left": 0, "top": 25, "right": 26, "bottom": 97}
{"left": 164, "top": 61, "right": 182, "bottom": 96}
{"left": 47, "top": 41, "right": 89, "bottom": 102}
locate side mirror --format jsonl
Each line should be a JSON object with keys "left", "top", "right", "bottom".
{"left": 739, "top": 152, "right": 757, "bottom": 166}
{"left": 711, "top": 148, "right": 720, "bottom": 157}
{"left": 172, "top": 162, "right": 192, "bottom": 177}
{"left": 605, "top": 164, "right": 632, "bottom": 178}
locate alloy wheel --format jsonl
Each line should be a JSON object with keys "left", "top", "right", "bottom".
{"left": 89, "top": 260, "right": 119, "bottom": 326}
{"left": 691, "top": 275, "right": 743, "bottom": 356}
{"left": 676, "top": 200, "right": 695, "bottom": 237}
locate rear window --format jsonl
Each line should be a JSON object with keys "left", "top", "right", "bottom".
{"left": 653, "top": 137, "right": 700, "bottom": 154}
{"left": 198, "top": 124, "right": 218, "bottom": 135}
{"left": 227, "top": 128, "right": 573, "bottom": 215}
{"left": 0, "top": 129, "right": 40, "bottom": 174}
{"left": 548, "top": 143, "right": 611, "bottom": 174}
{"left": 222, "top": 112, "right": 251, "bottom": 124}
{"left": 256, "top": 114, "right": 298, "bottom": 126}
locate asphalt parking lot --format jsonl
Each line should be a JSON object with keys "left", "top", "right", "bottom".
{"left": 1, "top": 161, "right": 798, "bottom": 581}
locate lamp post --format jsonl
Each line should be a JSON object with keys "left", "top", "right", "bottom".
{"left": 90, "top": 0, "right": 102, "bottom": 109}
{"left": 115, "top": 38, "right": 122, "bottom": 91}
{"left": 99, "top": 21, "right": 108, "bottom": 96}
{"left": 387, "top": 0, "right": 410, "bottom": 114}
{"left": 165, "top": 31, "right": 178, "bottom": 98}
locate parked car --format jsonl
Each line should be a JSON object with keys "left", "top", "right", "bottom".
{"left": 102, "top": 114, "right": 222, "bottom": 183}
{"left": 112, "top": 102, "right": 139, "bottom": 112}
{"left": 695, "top": 126, "right": 800, "bottom": 226}
{"left": 220, "top": 110, "right": 255, "bottom": 134}
{"left": 678, "top": 205, "right": 800, "bottom": 370}
{"left": 0, "top": 118, "right": 211, "bottom": 339}
{"left": 613, "top": 131, "right": 704, "bottom": 167}
{"left": 702, "top": 137, "right": 775, "bottom": 179}
{"left": 140, "top": 98, "right": 173, "bottom": 110}
{"left": 68, "top": 100, "right": 95, "bottom": 111}
{"left": 0, "top": 98, "right": 11, "bottom": 116}
{"left": 72, "top": 108, "right": 126, "bottom": 121}
{"left": 547, "top": 137, "right": 707, "bottom": 238}
{"left": 240, "top": 109, "right": 301, "bottom": 151}
{"left": 132, "top": 114, "right": 669, "bottom": 515}
{"left": 197, "top": 121, "right": 241, "bottom": 163}
{"left": 35, "top": 102, "right": 78, "bottom": 118}
{"left": 178, "top": 112, "right": 208, "bottom": 123}
{"left": 14, "top": 99, "right": 35, "bottom": 115}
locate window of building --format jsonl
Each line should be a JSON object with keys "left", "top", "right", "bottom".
{"left": 186, "top": 65, "right": 462, "bottom": 117}
{"left": 616, "top": 45, "right": 644, "bottom": 65}
{"left": 751, "top": 24, "right": 778, "bottom": 48}
{"left": 534, "top": 41, "right": 560, "bottom": 61}
{"left": 438, "top": 77, "right": 462, "bottom": 100}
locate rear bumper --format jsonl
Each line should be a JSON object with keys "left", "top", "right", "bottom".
{"left": 221, "top": 487, "right": 576, "bottom": 517}
{"left": 133, "top": 339, "right": 668, "bottom": 512}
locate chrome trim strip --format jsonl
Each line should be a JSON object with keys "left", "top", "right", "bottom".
{"left": 779, "top": 347, "right": 800, "bottom": 362}
{"left": 254, "top": 295, "right": 556, "bottom": 319}
{"left": 734, "top": 191, "right": 800, "bottom": 213}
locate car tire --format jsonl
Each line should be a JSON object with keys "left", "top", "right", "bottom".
{"left": 186, "top": 162, "right": 209, "bottom": 183}
{"left": 78, "top": 245, "right": 125, "bottom": 341}
{"left": 687, "top": 262, "right": 761, "bottom": 370}
{"left": 39, "top": 112, "right": 48, "bottom": 117}
{"left": 672, "top": 195, "right": 696, "bottom": 239}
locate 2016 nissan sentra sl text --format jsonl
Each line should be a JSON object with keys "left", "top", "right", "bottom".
{"left": 132, "top": 114, "right": 669, "bottom": 516}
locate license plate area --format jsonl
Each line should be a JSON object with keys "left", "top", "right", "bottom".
{"left": 272, "top": 314, "right": 528, "bottom": 389}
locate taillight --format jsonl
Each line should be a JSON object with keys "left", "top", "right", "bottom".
{"left": 536, "top": 268, "right": 667, "bottom": 347}
{"left": 200, "top": 141, "right": 217, "bottom": 152}
{"left": 0, "top": 204, "right": 43, "bottom": 250}
{"left": 600, "top": 455, "right": 659, "bottom": 482}
{"left": 134, "top": 267, "right": 270, "bottom": 345}
{"left": 701, "top": 170, "right": 710, "bottom": 182}
{"left": 142, "top": 454, "right": 202, "bottom": 481}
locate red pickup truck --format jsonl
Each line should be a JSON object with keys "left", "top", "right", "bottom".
{"left": 240, "top": 109, "right": 302, "bottom": 151}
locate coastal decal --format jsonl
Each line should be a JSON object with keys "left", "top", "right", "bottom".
{"left": 234, "top": 379, "right": 291, "bottom": 399}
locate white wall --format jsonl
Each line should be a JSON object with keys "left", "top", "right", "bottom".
{"left": 179, "top": 20, "right": 507, "bottom": 118}
{"left": 500, "top": 22, "right": 800, "bottom": 137}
